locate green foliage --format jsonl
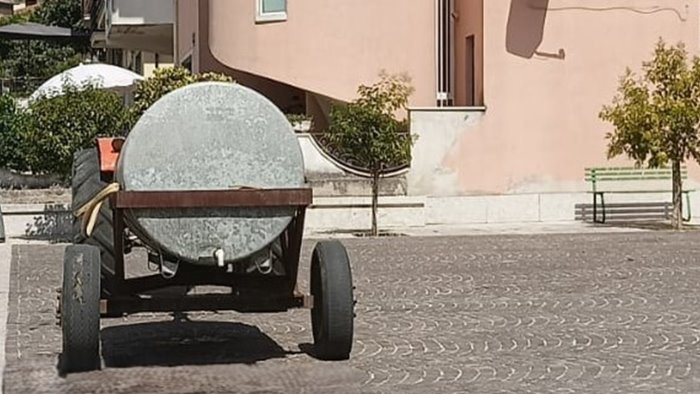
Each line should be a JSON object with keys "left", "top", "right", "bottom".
{"left": 601, "top": 40, "right": 700, "bottom": 167}
{"left": 327, "top": 72, "right": 416, "bottom": 235}
{"left": 0, "top": 40, "right": 81, "bottom": 79}
{"left": 131, "top": 67, "right": 234, "bottom": 120}
{"left": 286, "top": 113, "right": 312, "bottom": 124}
{"left": 600, "top": 39, "right": 700, "bottom": 229}
{"left": 0, "top": 0, "right": 82, "bottom": 28}
{"left": 0, "top": 0, "right": 86, "bottom": 96}
{"left": 33, "top": 0, "right": 82, "bottom": 28}
{"left": 327, "top": 73, "right": 416, "bottom": 173}
{"left": 20, "top": 83, "right": 131, "bottom": 177}
{"left": 0, "top": 10, "right": 33, "bottom": 27}
{"left": 0, "top": 95, "right": 29, "bottom": 171}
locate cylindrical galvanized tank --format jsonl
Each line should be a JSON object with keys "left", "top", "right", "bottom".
{"left": 116, "top": 82, "right": 305, "bottom": 264}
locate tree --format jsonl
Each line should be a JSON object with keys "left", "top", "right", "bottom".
{"left": 328, "top": 73, "right": 416, "bottom": 236}
{"left": 130, "top": 67, "right": 233, "bottom": 121}
{"left": 600, "top": 40, "right": 700, "bottom": 229}
{"left": 33, "top": 0, "right": 82, "bottom": 28}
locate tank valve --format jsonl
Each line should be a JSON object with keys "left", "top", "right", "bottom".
{"left": 214, "top": 249, "right": 225, "bottom": 268}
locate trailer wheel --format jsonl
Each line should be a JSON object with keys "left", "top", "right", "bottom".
{"left": 61, "top": 245, "right": 101, "bottom": 373}
{"left": 72, "top": 148, "right": 116, "bottom": 296}
{"left": 310, "top": 240, "right": 354, "bottom": 360}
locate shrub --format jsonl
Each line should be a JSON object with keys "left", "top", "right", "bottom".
{"left": 22, "top": 83, "right": 131, "bottom": 178}
{"left": 130, "top": 67, "right": 233, "bottom": 120}
{"left": 0, "top": 95, "right": 30, "bottom": 172}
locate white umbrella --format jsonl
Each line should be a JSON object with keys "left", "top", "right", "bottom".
{"left": 30, "top": 63, "right": 144, "bottom": 101}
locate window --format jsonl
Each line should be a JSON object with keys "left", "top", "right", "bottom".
{"left": 257, "top": 0, "right": 287, "bottom": 23}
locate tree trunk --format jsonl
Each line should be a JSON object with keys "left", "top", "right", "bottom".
{"left": 672, "top": 160, "right": 683, "bottom": 230}
{"left": 371, "top": 170, "right": 379, "bottom": 237}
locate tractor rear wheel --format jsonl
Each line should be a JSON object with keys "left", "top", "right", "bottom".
{"left": 72, "top": 148, "right": 116, "bottom": 296}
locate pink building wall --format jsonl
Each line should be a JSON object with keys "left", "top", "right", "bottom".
{"left": 206, "top": 0, "right": 437, "bottom": 107}
{"left": 175, "top": 0, "right": 197, "bottom": 66}
{"left": 444, "top": 0, "right": 700, "bottom": 194}
{"left": 176, "top": 0, "right": 307, "bottom": 112}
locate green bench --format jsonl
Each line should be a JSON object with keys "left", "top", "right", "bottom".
{"left": 579, "top": 166, "right": 693, "bottom": 223}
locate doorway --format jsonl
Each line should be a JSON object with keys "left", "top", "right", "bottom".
{"left": 465, "top": 35, "right": 476, "bottom": 106}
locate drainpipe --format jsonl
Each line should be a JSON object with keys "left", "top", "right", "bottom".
{"left": 436, "top": 0, "right": 454, "bottom": 107}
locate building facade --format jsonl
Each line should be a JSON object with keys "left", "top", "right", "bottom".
{"left": 83, "top": 0, "right": 175, "bottom": 76}
{"left": 176, "top": 0, "right": 478, "bottom": 128}
{"left": 0, "top": 1, "right": 13, "bottom": 16}
{"left": 177, "top": 1, "right": 700, "bottom": 202}
{"left": 78, "top": 0, "right": 700, "bottom": 224}
{"left": 0, "top": 0, "right": 41, "bottom": 16}
{"left": 424, "top": 0, "right": 700, "bottom": 197}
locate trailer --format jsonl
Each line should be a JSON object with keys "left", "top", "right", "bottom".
{"left": 59, "top": 82, "right": 355, "bottom": 373}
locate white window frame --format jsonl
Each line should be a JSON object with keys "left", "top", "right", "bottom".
{"left": 256, "top": 0, "right": 287, "bottom": 23}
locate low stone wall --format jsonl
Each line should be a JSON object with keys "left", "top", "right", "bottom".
{"left": 0, "top": 197, "right": 427, "bottom": 242}
{"left": 4, "top": 190, "right": 698, "bottom": 242}
{"left": 298, "top": 133, "right": 409, "bottom": 197}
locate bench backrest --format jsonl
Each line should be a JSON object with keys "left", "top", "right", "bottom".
{"left": 585, "top": 166, "right": 687, "bottom": 182}
{"left": 585, "top": 166, "right": 687, "bottom": 191}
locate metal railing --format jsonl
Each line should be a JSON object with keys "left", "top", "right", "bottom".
{"left": 308, "top": 131, "right": 411, "bottom": 176}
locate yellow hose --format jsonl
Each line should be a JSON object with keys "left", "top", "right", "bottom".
{"left": 74, "top": 182, "right": 121, "bottom": 237}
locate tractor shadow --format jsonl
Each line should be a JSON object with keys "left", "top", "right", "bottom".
{"left": 99, "top": 317, "right": 301, "bottom": 368}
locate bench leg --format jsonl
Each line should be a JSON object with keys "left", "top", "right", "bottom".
{"left": 592, "top": 193, "right": 597, "bottom": 223}
{"left": 683, "top": 191, "right": 692, "bottom": 222}
{"left": 593, "top": 192, "right": 605, "bottom": 224}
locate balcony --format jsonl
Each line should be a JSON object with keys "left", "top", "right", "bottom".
{"left": 85, "top": 0, "right": 173, "bottom": 55}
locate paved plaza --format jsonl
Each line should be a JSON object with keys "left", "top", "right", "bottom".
{"left": 3, "top": 232, "right": 700, "bottom": 393}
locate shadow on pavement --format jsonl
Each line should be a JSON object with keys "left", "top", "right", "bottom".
{"left": 100, "top": 319, "right": 300, "bottom": 368}
{"left": 591, "top": 221, "right": 700, "bottom": 231}
{"left": 20, "top": 203, "right": 73, "bottom": 243}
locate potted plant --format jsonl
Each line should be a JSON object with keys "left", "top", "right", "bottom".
{"left": 286, "top": 114, "right": 313, "bottom": 132}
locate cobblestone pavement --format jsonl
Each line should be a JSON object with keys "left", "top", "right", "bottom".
{"left": 4, "top": 232, "right": 700, "bottom": 393}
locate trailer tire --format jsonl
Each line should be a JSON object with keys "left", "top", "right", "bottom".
{"left": 310, "top": 240, "right": 354, "bottom": 360}
{"left": 61, "top": 244, "right": 101, "bottom": 373}
{"left": 72, "top": 148, "right": 116, "bottom": 296}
